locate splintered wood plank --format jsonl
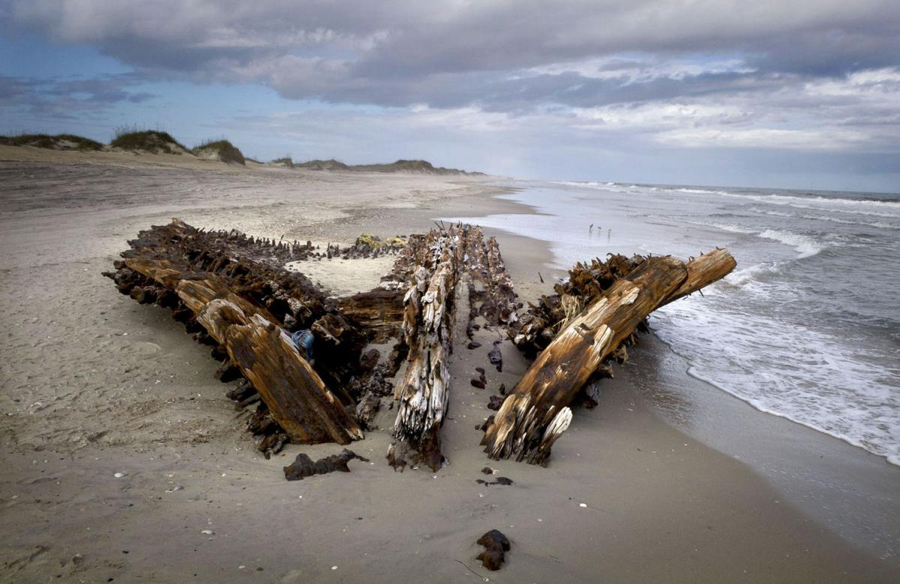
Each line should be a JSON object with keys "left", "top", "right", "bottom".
{"left": 483, "top": 255, "right": 708, "bottom": 465}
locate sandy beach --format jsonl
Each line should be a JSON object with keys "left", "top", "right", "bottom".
{"left": 1, "top": 146, "right": 898, "bottom": 583}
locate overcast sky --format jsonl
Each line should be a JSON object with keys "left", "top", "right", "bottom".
{"left": 1, "top": 0, "right": 898, "bottom": 192}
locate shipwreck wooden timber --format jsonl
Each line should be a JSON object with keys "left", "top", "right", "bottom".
{"left": 121, "top": 256, "right": 363, "bottom": 444}
{"left": 198, "top": 298, "right": 363, "bottom": 444}
{"left": 386, "top": 224, "right": 520, "bottom": 470}
{"left": 105, "top": 219, "right": 520, "bottom": 465}
{"left": 103, "top": 219, "right": 379, "bottom": 453}
{"left": 659, "top": 248, "right": 736, "bottom": 307}
{"left": 388, "top": 227, "right": 462, "bottom": 470}
{"left": 483, "top": 250, "right": 736, "bottom": 465}
{"left": 508, "top": 253, "right": 643, "bottom": 358}
{"left": 105, "top": 219, "right": 738, "bottom": 472}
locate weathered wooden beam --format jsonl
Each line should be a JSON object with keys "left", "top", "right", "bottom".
{"left": 384, "top": 224, "right": 520, "bottom": 471}
{"left": 336, "top": 287, "right": 405, "bottom": 342}
{"left": 483, "top": 251, "right": 735, "bottom": 465}
{"left": 174, "top": 285, "right": 364, "bottom": 445}
{"left": 388, "top": 228, "right": 461, "bottom": 470}
{"left": 106, "top": 220, "right": 370, "bottom": 449}
{"left": 213, "top": 307, "right": 362, "bottom": 445}
{"left": 659, "top": 248, "right": 737, "bottom": 307}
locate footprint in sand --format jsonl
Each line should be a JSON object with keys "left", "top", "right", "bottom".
{"left": 119, "top": 341, "right": 162, "bottom": 356}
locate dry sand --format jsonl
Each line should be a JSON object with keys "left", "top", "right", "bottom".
{"left": 1, "top": 145, "right": 898, "bottom": 583}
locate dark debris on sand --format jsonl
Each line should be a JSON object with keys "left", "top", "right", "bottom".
{"left": 283, "top": 449, "right": 370, "bottom": 481}
{"left": 476, "top": 529, "right": 511, "bottom": 570}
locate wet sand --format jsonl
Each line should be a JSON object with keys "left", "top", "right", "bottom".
{"left": 1, "top": 146, "right": 898, "bottom": 583}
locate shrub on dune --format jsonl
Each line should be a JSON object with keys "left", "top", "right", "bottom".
{"left": 110, "top": 127, "right": 189, "bottom": 155}
{"left": 270, "top": 156, "right": 294, "bottom": 168}
{"left": 294, "top": 158, "right": 351, "bottom": 171}
{"left": 192, "top": 139, "right": 246, "bottom": 165}
{"left": 0, "top": 133, "right": 104, "bottom": 151}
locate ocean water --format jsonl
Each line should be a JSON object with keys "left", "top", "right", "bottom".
{"left": 447, "top": 181, "right": 900, "bottom": 466}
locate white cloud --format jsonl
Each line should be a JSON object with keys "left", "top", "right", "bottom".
{"left": 654, "top": 128, "right": 868, "bottom": 149}
{"left": 805, "top": 67, "right": 900, "bottom": 97}
{"left": 4, "top": 0, "right": 899, "bottom": 187}
{"left": 570, "top": 102, "right": 752, "bottom": 130}
{"left": 528, "top": 56, "right": 756, "bottom": 83}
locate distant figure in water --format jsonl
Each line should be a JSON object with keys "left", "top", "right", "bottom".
{"left": 607, "top": 228, "right": 611, "bottom": 242}
{"left": 589, "top": 223, "right": 593, "bottom": 234}
{"left": 286, "top": 329, "right": 315, "bottom": 364}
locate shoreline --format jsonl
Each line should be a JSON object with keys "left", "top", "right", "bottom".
{"left": 443, "top": 181, "right": 900, "bottom": 562}
{"left": 1, "top": 153, "right": 897, "bottom": 582}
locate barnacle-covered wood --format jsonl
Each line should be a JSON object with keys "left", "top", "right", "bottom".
{"left": 508, "top": 253, "right": 642, "bottom": 358}
{"left": 103, "top": 218, "right": 520, "bottom": 464}
{"left": 483, "top": 250, "right": 735, "bottom": 465}
{"left": 464, "top": 227, "right": 519, "bottom": 331}
{"left": 386, "top": 223, "right": 519, "bottom": 471}
{"left": 198, "top": 299, "right": 363, "bottom": 444}
{"left": 102, "top": 219, "right": 373, "bottom": 451}
{"left": 388, "top": 228, "right": 461, "bottom": 471}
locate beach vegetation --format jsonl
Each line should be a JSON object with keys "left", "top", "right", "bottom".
{"left": 271, "top": 156, "right": 294, "bottom": 167}
{"left": 192, "top": 139, "right": 246, "bottom": 165}
{"left": 295, "top": 158, "right": 352, "bottom": 170}
{"left": 110, "top": 126, "right": 188, "bottom": 154}
{"left": 0, "top": 133, "right": 104, "bottom": 151}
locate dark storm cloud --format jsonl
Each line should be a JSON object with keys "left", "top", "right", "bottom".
{"left": 0, "top": 72, "right": 157, "bottom": 118}
{"left": 3, "top": 0, "right": 899, "bottom": 168}
{"left": 6, "top": 0, "right": 898, "bottom": 108}
{"left": 0, "top": 75, "right": 37, "bottom": 103}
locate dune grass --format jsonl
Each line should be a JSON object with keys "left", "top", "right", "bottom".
{"left": 294, "top": 158, "right": 351, "bottom": 170}
{"left": 0, "top": 133, "right": 104, "bottom": 151}
{"left": 354, "top": 159, "right": 436, "bottom": 172}
{"left": 110, "top": 126, "right": 188, "bottom": 154}
{"left": 271, "top": 156, "right": 294, "bottom": 167}
{"left": 193, "top": 139, "right": 245, "bottom": 165}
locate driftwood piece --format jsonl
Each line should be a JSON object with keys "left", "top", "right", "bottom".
{"left": 476, "top": 476, "right": 513, "bottom": 486}
{"left": 487, "top": 395, "right": 504, "bottom": 410}
{"left": 483, "top": 251, "right": 735, "bottom": 465}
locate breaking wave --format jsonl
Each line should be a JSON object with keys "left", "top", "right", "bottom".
{"left": 758, "top": 229, "right": 823, "bottom": 259}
